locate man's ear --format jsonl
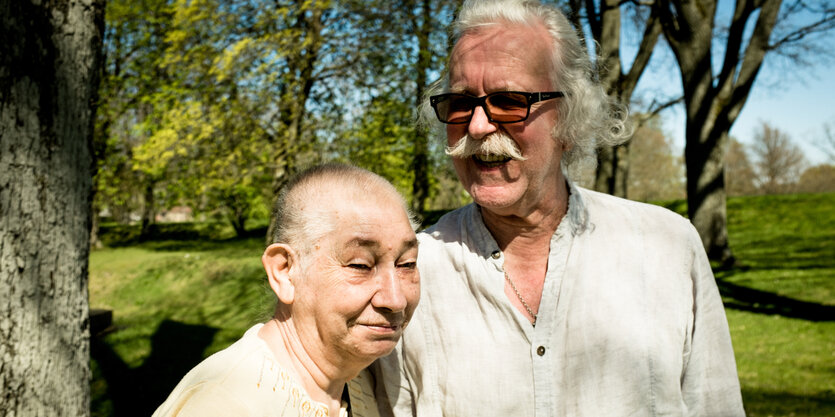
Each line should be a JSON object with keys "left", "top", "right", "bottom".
{"left": 262, "top": 243, "right": 299, "bottom": 304}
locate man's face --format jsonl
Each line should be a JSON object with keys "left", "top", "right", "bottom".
{"left": 292, "top": 192, "right": 420, "bottom": 365}
{"left": 446, "top": 22, "right": 565, "bottom": 217}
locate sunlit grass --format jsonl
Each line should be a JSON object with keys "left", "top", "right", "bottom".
{"left": 89, "top": 227, "right": 274, "bottom": 416}
{"left": 719, "top": 193, "right": 835, "bottom": 416}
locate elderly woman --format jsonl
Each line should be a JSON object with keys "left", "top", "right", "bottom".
{"left": 153, "top": 164, "right": 420, "bottom": 417}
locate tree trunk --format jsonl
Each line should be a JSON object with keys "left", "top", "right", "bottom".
{"left": 266, "top": 4, "right": 327, "bottom": 245}
{"left": 411, "top": 0, "right": 433, "bottom": 215}
{"left": 576, "top": 0, "right": 660, "bottom": 196}
{"left": 685, "top": 120, "right": 733, "bottom": 263}
{"left": 658, "top": 0, "right": 784, "bottom": 263}
{"left": 140, "top": 179, "right": 156, "bottom": 240}
{"left": 594, "top": 144, "right": 629, "bottom": 197}
{"left": 0, "top": 0, "right": 104, "bottom": 415}
{"left": 670, "top": 5, "right": 735, "bottom": 263}
{"left": 590, "top": 0, "right": 625, "bottom": 196}
{"left": 90, "top": 210, "right": 103, "bottom": 249}
{"left": 226, "top": 195, "right": 249, "bottom": 238}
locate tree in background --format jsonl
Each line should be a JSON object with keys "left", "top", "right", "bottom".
{"left": 725, "top": 138, "right": 758, "bottom": 196}
{"left": 626, "top": 117, "right": 685, "bottom": 202}
{"left": 797, "top": 164, "right": 835, "bottom": 193}
{"left": 332, "top": 0, "right": 459, "bottom": 216}
{"left": 561, "top": 0, "right": 663, "bottom": 193}
{"left": 95, "top": 0, "right": 458, "bottom": 238}
{"left": 0, "top": 0, "right": 104, "bottom": 414}
{"left": 798, "top": 118, "right": 835, "bottom": 194}
{"left": 95, "top": 0, "right": 176, "bottom": 239}
{"left": 750, "top": 122, "right": 807, "bottom": 194}
{"left": 408, "top": 0, "right": 447, "bottom": 214}
{"left": 656, "top": 0, "right": 835, "bottom": 263}
{"left": 819, "top": 117, "right": 835, "bottom": 163}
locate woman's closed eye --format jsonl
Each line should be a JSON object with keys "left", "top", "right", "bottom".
{"left": 347, "top": 262, "right": 373, "bottom": 271}
{"left": 397, "top": 261, "right": 417, "bottom": 270}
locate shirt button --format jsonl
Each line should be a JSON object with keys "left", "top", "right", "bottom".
{"left": 491, "top": 250, "right": 501, "bottom": 259}
{"left": 537, "top": 346, "right": 546, "bottom": 356}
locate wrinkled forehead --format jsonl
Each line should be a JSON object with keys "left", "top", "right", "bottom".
{"left": 455, "top": 21, "right": 547, "bottom": 49}
{"left": 449, "top": 20, "right": 555, "bottom": 78}
{"left": 314, "top": 184, "right": 410, "bottom": 226}
{"left": 319, "top": 193, "right": 417, "bottom": 250}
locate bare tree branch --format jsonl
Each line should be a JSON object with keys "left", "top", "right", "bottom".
{"left": 638, "top": 94, "right": 684, "bottom": 125}
{"left": 621, "top": 5, "right": 661, "bottom": 98}
{"left": 818, "top": 119, "right": 835, "bottom": 162}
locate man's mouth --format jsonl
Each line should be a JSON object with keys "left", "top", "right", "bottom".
{"left": 473, "top": 153, "right": 511, "bottom": 167}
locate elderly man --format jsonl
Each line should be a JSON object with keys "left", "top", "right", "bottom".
{"left": 373, "top": 0, "right": 745, "bottom": 416}
{"left": 154, "top": 164, "right": 420, "bottom": 417}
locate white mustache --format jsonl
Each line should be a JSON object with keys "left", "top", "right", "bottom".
{"left": 445, "top": 132, "right": 527, "bottom": 161}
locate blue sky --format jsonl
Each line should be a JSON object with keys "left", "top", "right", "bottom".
{"left": 624, "top": 2, "right": 835, "bottom": 166}
{"left": 649, "top": 62, "right": 835, "bottom": 166}
{"left": 728, "top": 66, "right": 834, "bottom": 165}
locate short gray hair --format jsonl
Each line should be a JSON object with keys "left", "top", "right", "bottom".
{"left": 420, "top": 0, "right": 631, "bottom": 181}
{"left": 271, "top": 163, "right": 417, "bottom": 255}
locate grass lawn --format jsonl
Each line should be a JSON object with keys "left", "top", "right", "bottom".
{"left": 719, "top": 194, "right": 835, "bottom": 416}
{"left": 88, "top": 193, "right": 835, "bottom": 416}
{"left": 89, "top": 224, "right": 273, "bottom": 416}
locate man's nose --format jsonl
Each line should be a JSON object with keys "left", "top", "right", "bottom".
{"left": 467, "top": 105, "right": 497, "bottom": 140}
{"left": 372, "top": 269, "right": 408, "bottom": 313}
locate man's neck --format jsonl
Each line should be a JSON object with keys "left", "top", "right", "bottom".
{"left": 258, "top": 316, "right": 354, "bottom": 416}
{"left": 480, "top": 180, "right": 570, "bottom": 252}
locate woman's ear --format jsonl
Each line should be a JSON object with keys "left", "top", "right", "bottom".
{"left": 262, "top": 243, "right": 298, "bottom": 304}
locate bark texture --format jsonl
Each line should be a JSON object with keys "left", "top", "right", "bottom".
{"left": 0, "top": 0, "right": 104, "bottom": 415}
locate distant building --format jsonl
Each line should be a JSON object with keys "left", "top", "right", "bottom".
{"left": 156, "top": 206, "right": 193, "bottom": 223}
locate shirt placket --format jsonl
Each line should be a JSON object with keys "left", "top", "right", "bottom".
{"left": 532, "top": 226, "right": 573, "bottom": 416}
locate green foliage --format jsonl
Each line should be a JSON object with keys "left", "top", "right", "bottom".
{"left": 95, "top": 0, "right": 461, "bottom": 238}
{"left": 333, "top": 92, "right": 417, "bottom": 197}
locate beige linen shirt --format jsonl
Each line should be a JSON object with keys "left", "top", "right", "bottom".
{"left": 374, "top": 184, "right": 745, "bottom": 416}
{"left": 153, "top": 324, "right": 348, "bottom": 417}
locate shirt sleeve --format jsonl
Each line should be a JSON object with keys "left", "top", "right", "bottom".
{"left": 681, "top": 223, "right": 746, "bottom": 416}
{"left": 154, "top": 383, "right": 256, "bottom": 417}
{"left": 347, "top": 368, "right": 382, "bottom": 417}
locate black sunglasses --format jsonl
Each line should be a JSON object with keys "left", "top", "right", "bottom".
{"left": 430, "top": 91, "right": 564, "bottom": 124}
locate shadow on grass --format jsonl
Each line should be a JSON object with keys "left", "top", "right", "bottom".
{"left": 99, "top": 222, "right": 268, "bottom": 252}
{"left": 742, "top": 389, "right": 835, "bottom": 416}
{"left": 91, "top": 320, "right": 218, "bottom": 416}
{"left": 716, "top": 277, "right": 835, "bottom": 322}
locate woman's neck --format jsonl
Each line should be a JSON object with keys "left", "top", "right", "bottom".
{"left": 258, "top": 316, "right": 355, "bottom": 416}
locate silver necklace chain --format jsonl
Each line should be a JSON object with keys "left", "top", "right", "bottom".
{"left": 503, "top": 268, "right": 537, "bottom": 326}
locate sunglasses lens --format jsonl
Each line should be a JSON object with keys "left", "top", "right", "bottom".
{"left": 432, "top": 92, "right": 533, "bottom": 123}
{"left": 436, "top": 95, "right": 476, "bottom": 124}
{"left": 485, "top": 92, "right": 528, "bottom": 122}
